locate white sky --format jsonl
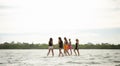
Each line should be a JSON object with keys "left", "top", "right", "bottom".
{"left": 0, "top": 0, "right": 120, "bottom": 44}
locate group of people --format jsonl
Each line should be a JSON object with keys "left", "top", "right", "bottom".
{"left": 47, "top": 37, "right": 80, "bottom": 57}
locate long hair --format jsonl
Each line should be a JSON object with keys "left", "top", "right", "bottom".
{"left": 69, "top": 39, "right": 71, "bottom": 45}
{"left": 76, "top": 39, "right": 79, "bottom": 44}
{"left": 58, "top": 37, "right": 63, "bottom": 44}
{"left": 49, "top": 38, "right": 53, "bottom": 44}
{"left": 64, "top": 37, "right": 68, "bottom": 44}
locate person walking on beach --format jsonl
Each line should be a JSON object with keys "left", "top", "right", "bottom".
{"left": 74, "top": 39, "right": 80, "bottom": 56}
{"left": 64, "top": 37, "right": 70, "bottom": 56}
{"left": 68, "top": 39, "right": 72, "bottom": 55}
{"left": 58, "top": 37, "right": 64, "bottom": 57}
{"left": 47, "top": 38, "right": 54, "bottom": 56}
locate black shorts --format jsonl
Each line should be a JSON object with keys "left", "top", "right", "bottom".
{"left": 59, "top": 46, "right": 63, "bottom": 49}
{"left": 75, "top": 47, "right": 79, "bottom": 50}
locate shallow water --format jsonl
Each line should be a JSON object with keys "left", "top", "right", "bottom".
{"left": 0, "top": 49, "right": 120, "bottom": 66}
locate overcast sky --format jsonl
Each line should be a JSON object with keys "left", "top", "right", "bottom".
{"left": 0, "top": 0, "right": 120, "bottom": 44}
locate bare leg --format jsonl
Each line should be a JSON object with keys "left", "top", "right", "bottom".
{"left": 59, "top": 49, "right": 61, "bottom": 57}
{"left": 52, "top": 49, "right": 54, "bottom": 56}
{"left": 59, "top": 48, "right": 64, "bottom": 57}
{"left": 74, "top": 49, "right": 77, "bottom": 56}
{"left": 66, "top": 50, "right": 70, "bottom": 56}
{"left": 70, "top": 49, "right": 72, "bottom": 55}
{"left": 61, "top": 49, "right": 64, "bottom": 57}
{"left": 64, "top": 50, "right": 67, "bottom": 56}
{"left": 61, "top": 51, "right": 64, "bottom": 57}
{"left": 77, "top": 49, "right": 80, "bottom": 56}
{"left": 47, "top": 49, "right": 50, "bottom": 56}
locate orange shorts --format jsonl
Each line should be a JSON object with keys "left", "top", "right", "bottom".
{"left": 64, "top": 44, "right": 69, "bottom": 51}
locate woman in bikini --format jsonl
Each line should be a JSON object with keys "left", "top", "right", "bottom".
{"left": 58, "top": 37, "right": 64, "bottom": 57}
{"left": 47, "top": 38, "right": 54, "bottom": 56}
{"left": 74, "top": 39, "right": 80, "bottom": 56}
{"left": 68, "top": 39, "right": 72, "bottom": 55}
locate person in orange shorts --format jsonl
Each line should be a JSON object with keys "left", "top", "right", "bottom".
{"left": 63, "top": 37, "right": 70, "bottom": 56}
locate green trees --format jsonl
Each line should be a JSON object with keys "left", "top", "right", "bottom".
{"left": 79, "top": 43, "right": 120, "bottom": 49}
{"left": 0, "top": 41, "right": 120, "bottom": 49}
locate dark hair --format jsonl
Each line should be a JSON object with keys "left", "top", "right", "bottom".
{"left": 69, "top": 39, "right": 71, "bottom": 41}
{"left": 58, "top": 37, "right": 61, "bottom": 40}
{"left": 58, "top": 37, "right": 63, "bottom": 44}
{"left": 58, "top": 37, "right": 63, "bottom": 43}
{"left": 49, "top": 38, "right": 53, "bottom": 44}
{"left": 50, "top": 38, "right": 53, "bottom": 41}
{"left": 69, "top": 39, "right": 71, "bottom": 44}
{"left": 76, "top": 39, "right": 79, "bottom": 41}
{"left": 64, "top": 37, "right": 68, "bottom": 44}
{"left": 76, "top": 39, "right": 79, "bottom": 44}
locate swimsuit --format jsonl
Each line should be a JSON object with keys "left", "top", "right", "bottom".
{"left": 49, "top": 41, "right": 53, "bottom": 49}
{"left": 59, "top": 41, "right": 63, "bottom": 48}
{"left": 68, "top": 44, "right": 72, "bottom": 49}
{"left": 75, "top": 43, "right": 79, "bottom": 50}
{"left": 49, "top": 46, "right": 53, "bottom": 49}
{"left": 64, "top": 44, "right": 69, "bottom": 50}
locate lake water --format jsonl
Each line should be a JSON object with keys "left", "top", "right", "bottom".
{"left": 0, "top": 49, "right": 120, "bottom": 66}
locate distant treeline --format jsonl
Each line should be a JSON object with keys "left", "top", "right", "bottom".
{"left": 0, "top": 41, "right": 120, "bottom": 49}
